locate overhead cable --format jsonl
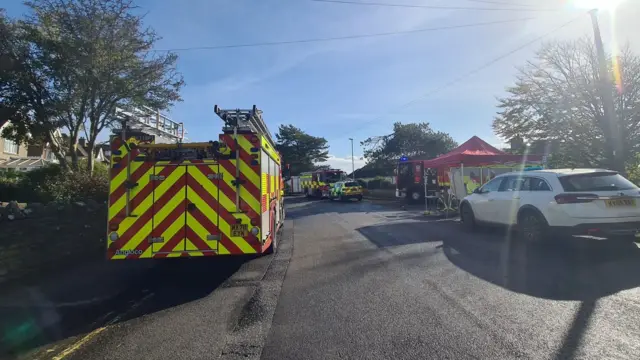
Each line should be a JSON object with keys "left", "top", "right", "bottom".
{"left": 308, "top": 0, "right": 563, "bottom": 12}
{"left": 154, "top": 17, "right": 537, "bottom": 52}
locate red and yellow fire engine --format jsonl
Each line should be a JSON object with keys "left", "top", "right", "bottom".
{"left": 106, "top": 105, "right": 284, "bottom": 259}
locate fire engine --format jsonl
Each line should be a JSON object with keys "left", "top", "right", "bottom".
{"left": 106, "top": 105, "right": 284, "bottom": 259}
{"left": 300, "top": 169, "right": 346, "bottom": 198}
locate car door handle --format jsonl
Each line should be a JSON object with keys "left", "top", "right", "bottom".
{"left": 488, "top": 199, "right": 495, "bottom": 202}
{"left": 513, "top": 197, "right": 520, "bottom": 200}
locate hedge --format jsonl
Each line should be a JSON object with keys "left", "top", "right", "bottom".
{"left": 0, "top": 161, "right": 109, "bottom": 203}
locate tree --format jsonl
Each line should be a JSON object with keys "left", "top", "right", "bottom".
{"left": 275, "top": 125, "right": 329, "bottom": 175}
{"left": 1, "top": 9, "right": 70, "bottom": 167}
{"left": 493, "top": 38, "right": 640, "bottom": 173}
{"left": 1, "top": 0, "right": 184, "bottom": 172}
{"left": 361, "top": 122, "right": 457, "bottom": 173}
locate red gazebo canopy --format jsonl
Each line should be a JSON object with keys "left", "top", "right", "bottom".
{"left": 421, "top": 136, "right": 542, "bottom": 167}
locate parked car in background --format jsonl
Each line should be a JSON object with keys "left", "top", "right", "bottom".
{"left": 459, "top": 169, "right": 640, "bottom": 242}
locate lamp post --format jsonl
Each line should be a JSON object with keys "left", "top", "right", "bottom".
{"left": 575, "top": 0, "right": 626, "bottom": 173}
{"left": 349, "top": 138, "right": 355, "bottom": 180}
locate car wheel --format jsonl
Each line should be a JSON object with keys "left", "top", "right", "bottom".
{"left": 460, "top": 203, "right": 476, "bottom": 231}
{"left": 518, "top": 210, "right": 548, "bottom": 243}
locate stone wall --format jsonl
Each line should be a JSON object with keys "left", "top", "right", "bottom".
{"left": 0, "top": 200, "right": 107, "bottom": 286}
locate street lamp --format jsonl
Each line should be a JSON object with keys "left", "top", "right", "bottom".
{"left": 349, "top": 138, "right": 355, "bottom": 180}
{"left": 574, "top": 0, "right": 626, "bottom": 173}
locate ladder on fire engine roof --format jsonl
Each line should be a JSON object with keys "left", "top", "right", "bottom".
{"left": 214, "top": 104, "right": 276, "bottom": 215}
{"left": 114, "top": 106, "right": 187, "bottom": 143}
{"left": 214, "top": 105, "right": 275, "bottom": 147}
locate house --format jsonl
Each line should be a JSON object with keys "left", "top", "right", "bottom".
{"left": 0, "top": 120, "right": 28, "bottom": 160}
{"left": 71, "top": 137, "right": 109, "bottom": 164}
{"left": 26, "top": 133, "right": 110, "bottom": 166}
{"left": 0, "top": 120, "right": 50, "bottom": 172}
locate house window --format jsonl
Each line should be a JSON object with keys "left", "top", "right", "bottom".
{"left": 3, "top": 139, "right": 19, "bottom": 154}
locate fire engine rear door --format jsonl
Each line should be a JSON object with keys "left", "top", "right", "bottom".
{"left": 150, "top": 164, "right": 188, "bottom": 254}
{"left": 185, "top": 162, "right": 220, "bottom": 255}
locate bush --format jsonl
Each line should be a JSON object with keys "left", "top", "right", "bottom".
{"left": 0, "top": 162, "right": 109, "bottom": 203}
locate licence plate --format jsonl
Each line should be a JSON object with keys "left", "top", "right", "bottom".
{"left": 231, "top": 224, "right": 248, "bottom": 237}
{"left": 604, "top": 198, "right": 636, "bottom": 208}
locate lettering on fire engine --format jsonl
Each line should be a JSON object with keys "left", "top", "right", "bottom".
{"left": 115, "top": 249, "right": 143, "bottom": 256}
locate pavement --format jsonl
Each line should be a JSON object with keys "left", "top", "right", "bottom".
{"left": 2, "top": 196, "right": 640, "bottom": 359}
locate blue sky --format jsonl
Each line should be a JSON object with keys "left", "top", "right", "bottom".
{"left": 4, "top": 0, "right": 639, "bottom": 171}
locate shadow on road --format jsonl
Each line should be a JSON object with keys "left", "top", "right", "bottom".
{"left": 0, "top": 256, "right": 250, "bottom": 359}
{"left": 357, "top": 222, "right": 443, "bottom": 248}
{"left": 438, "top": 222, "right": 640, "bottom": 301}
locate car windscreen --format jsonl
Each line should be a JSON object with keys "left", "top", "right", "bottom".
{"left": 559, "top": 172, "right": 638, "bottom": 192}
{"left": 325, "top": 172, "right": 343, "bottom": 182}
{"left": 344, "top": 182, "right": 359, "bottom": 187}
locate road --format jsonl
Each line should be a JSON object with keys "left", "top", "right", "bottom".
{"left": 3, "top": 196, "right": 640, "bottom": 359}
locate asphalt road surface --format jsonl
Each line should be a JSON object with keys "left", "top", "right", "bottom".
{"left": 3, "top": 196, "right": 640, "bottom": 360}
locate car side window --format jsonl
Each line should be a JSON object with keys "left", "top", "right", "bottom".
{"left": 499, "top": 176, "right": 527, "bottom": 192}
{"left": 529, "top": 177, "right": 551, "bottom": 191}
{"left": 480, "top": 177, "right": 503, "bottom": 193}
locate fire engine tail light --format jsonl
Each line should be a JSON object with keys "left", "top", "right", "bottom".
{"left": 109, "top": 232, "right": 119, "bottom": 241}
{"left": 251, "top": 227, "right": 260, "bottom": 236}
{"left": 250, "top": 217, "right": 260, "bottom": 226}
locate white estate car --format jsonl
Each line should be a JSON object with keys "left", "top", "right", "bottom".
{"left": 459, "top": 169, "right": 640, "bottom": 242}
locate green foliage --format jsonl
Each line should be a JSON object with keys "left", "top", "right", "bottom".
{"left": 493, "top": 38, "right": 640, "bottom": 172}
{"left": 361, "top": 122, "right": 458, "bottom": 174}
{"left": 1, "top": 0, "right": 184, "bottom": 173}
{"left": 0, "top": 163, "right": 108, "bottom": 203}
{"left": 276, "top": 124, "right": 329, "bottom": 175}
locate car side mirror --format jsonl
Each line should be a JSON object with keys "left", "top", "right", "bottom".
{"left": 473, "top": 188, "right": 483, "bottom": 194}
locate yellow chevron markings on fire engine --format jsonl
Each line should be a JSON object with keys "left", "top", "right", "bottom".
{"left": 113, "top": 164, "right": 183, "bottom": 222}
{"left": 185, "top": 212, "right": 230, "bottom": 255}
{"left": 151, "top": 188, "right": 188, "bottom": 252}
{"left": 190, "top": 176, "right": 253, "bottom": 248}
{"left": 260, "top": 136, "right": 280, "bottom": 164}
{"left": 234, "top": 152, "right": 261, "bottom": 187}
{"left": 236, "top": 135, "right": 256, "bottom": 157}
{"left": 212, "top": 164, "right": 260, "bottom": 214}
{"left": 109, "top": 157, "right": 145, "bottom": 193}
{"left": 108, "top": 161, "right": 152, "bottom": 217}
{"left": 187, "top": 187, "right": 254, "bottom": 253}
{"left": 111, "top": 189, "right": 186, "bottom": 259}
{"left": 110, "top": 168, "right": 185, "bottom": 258}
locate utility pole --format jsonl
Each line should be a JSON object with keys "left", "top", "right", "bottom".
{"left": 590, "top": 9, "right": 624, "bottom": 173}
{"left": 349, "top": 138, "right": 355, "bottom": 180}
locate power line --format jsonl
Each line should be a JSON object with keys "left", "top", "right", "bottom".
{"left": 339, "top": 14, "right": 586, "bottom": 136}
{"left": 153, "top": 17, "right": 537, "bottom": 52}
{"left": 308, "top": 0, "right": 561, "bottom": 12}
{"left": 455, "top": 0, "right": 537, "bottom": 6}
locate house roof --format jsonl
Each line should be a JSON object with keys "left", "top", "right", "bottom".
{"left": 0, "top": 157, "right": 50, "bottom": 169}
{"left": 421, "top": 136, "right": 543, "bottom": 167}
